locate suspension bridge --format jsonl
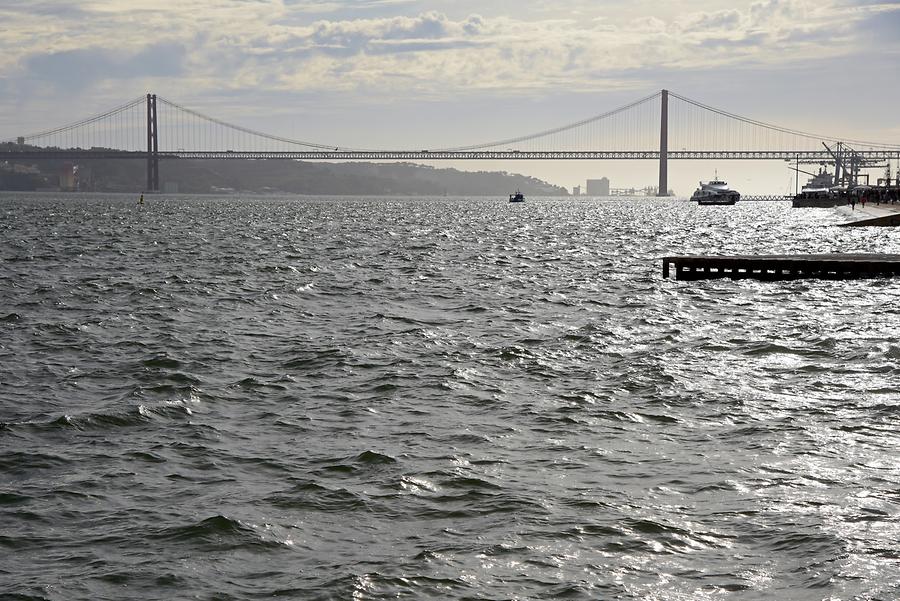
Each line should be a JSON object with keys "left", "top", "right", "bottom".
{"left": 2, "top": 90, "right": 898, "bottom": 194}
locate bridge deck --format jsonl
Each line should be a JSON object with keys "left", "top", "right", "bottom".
{"left": 2, "top": 149, "right": 899, "bottom": 161}
{"left": 662, "top": 254, "right": 900, "bottom": 281}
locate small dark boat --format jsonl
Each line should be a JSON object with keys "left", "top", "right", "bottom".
{"left": 509, "top": 190, "right": 525, "bottom": 203}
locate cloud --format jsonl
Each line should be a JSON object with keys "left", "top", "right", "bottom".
{"left": 0, "top": 0, "right": 898, "bottom": 104}
{"left": 677, "top": 9, "right": 743, "bottom": 32}
{"left": 301, "top": 11, "right": 483, "bottom": 55}
{"left": 853, "top": 2, "right": 900, "bottom": 42}
{"left": 25, "top": 44, "right": 186, "bottom": 90}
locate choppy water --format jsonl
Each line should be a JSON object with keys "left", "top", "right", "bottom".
{"left": 2, "top": 193, "right": 900, "bottom": 600}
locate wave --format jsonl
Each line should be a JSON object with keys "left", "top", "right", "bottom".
{"left": 151, "top": 515, "right": 289, "bottom": 551}
{"left": 2, "top": 402, "right": 194, "bottom": 434}
{"left": 265, "top": 481, "right": 372, "bottom": 512}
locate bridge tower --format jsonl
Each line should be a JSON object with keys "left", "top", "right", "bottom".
{"left": 146, "top": 93, "right": 159, "bottom": 192}
{"left": 657, "top": 89, "right": 668, "bottom": 197}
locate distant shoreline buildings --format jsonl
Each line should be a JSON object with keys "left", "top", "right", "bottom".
{"left": 572, "top": 176, "right": 672, "bottom": 197}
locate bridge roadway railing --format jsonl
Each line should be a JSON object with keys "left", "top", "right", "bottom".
{"left": 2, "top": 150, "right": 900, "bottom": 161}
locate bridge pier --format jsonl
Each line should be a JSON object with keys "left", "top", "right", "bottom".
{"left": 657, "top": 89, "right": 668, "bottom": 197}
{"left": 146, "top": 93, "right": 159, "bottom": 192}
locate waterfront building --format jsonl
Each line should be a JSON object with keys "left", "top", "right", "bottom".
{"left": 586, "top": 177, "right": 610, "bottom": 196}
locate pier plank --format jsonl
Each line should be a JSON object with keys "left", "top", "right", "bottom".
{"left": 662, "top": 254, "right": 900, "bottom": 281}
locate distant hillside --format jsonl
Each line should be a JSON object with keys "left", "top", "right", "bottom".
{"left": 0, "top": 147, "right": 568, "bottom": 196}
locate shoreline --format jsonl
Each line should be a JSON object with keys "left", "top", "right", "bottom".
{"left": 834, "top": 200, "right": 900, "bottom": 226}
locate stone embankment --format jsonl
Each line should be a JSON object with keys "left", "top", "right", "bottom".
{"left": 836, "top": 202, "right": 900, "bottom": 227}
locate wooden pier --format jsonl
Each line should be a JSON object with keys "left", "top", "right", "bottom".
{"left": 662, "top": 254, "right": 900, "bottom": 281}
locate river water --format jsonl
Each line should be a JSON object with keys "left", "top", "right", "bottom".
{"left": 2, "top": 193, "right": 899, "bottom": 600}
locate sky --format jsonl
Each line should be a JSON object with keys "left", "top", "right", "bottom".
{"left": 1, "top": 0, "right": 899, "bottom": 195}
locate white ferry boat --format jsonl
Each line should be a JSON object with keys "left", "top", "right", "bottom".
{"left": 691, "top": 173, "right": 740, "bottom": 205}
